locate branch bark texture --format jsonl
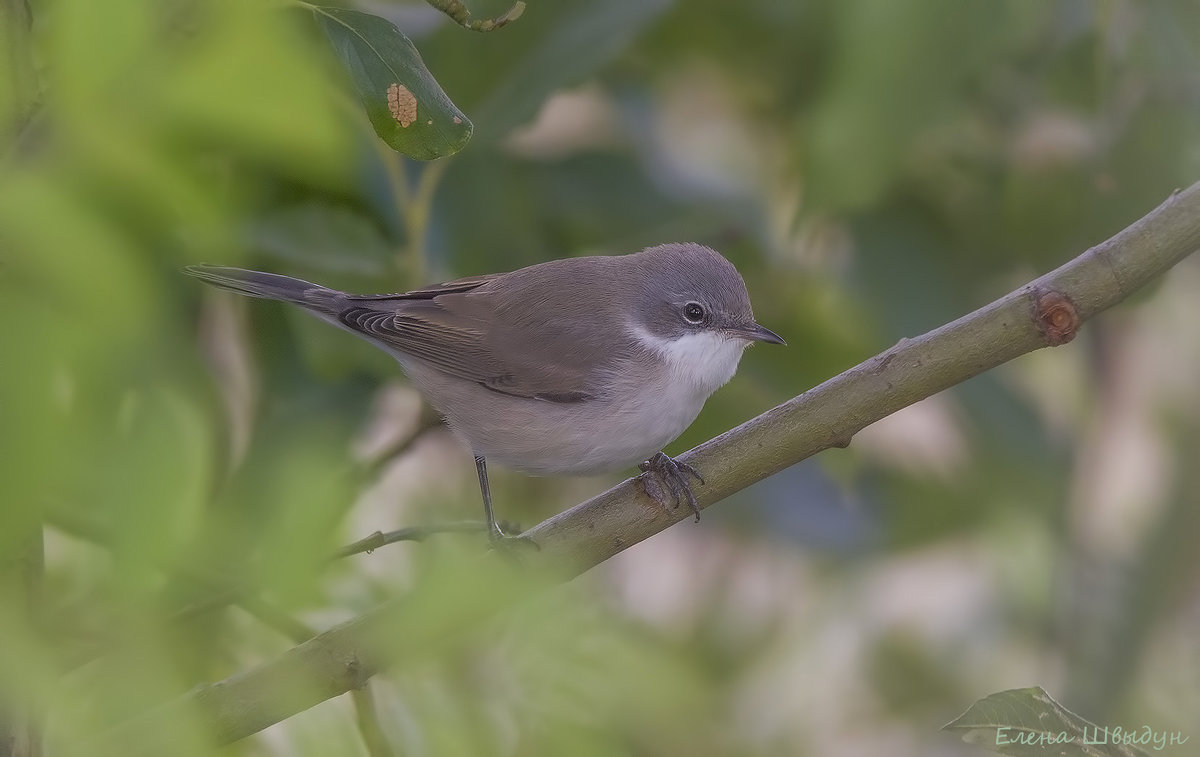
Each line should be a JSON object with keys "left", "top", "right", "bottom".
{"left": 95, "top": 183, "right": 1200, "bottom": 752}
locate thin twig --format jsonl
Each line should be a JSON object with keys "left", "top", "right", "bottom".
{"left": 334, "top": 521, "right": 487, "bottom": 559}
{"left": 237, "top": 596, "right": 318, "bottom": 644}
{"left": 352, "top": 686, "right": 395, "bottom": 757}
{"left": 0, "top": 520, "right": 44, "bottom": 755}
{"left": 392, "top": 154, "right": 450, "bottom": 282}
{"left": 360, "top": 403, "right": 445, "bottom": 478}
{"left": 425, "top": 0, "right": 525, "bottom": 32}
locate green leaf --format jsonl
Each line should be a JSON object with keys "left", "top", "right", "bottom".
{"left": 944, "top": 688, "right": 1153, "bottom": 757}
{"left": 474, "top": 0, "right": 672, "bottom": 137}
{"left": 246, "top": 202, "right": 393, "bottom": 278}
{"left": 417, "top": 0, "right": 672, "bottom": 143}
{"left": 313, "top": 7, "right": 472, "bottom": 159}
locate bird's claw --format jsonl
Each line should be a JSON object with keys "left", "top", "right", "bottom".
{"left": 638, "top": 452, "right": 705, "bottom": 522}
{"left": 487, "top": 521, "right": 540, "bottom": 559}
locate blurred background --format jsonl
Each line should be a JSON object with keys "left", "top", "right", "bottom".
{"left": 2, "top": 0, "right": 1199, "bottom": 754}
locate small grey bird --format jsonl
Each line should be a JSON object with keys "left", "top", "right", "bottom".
{"left": 186, "top": 242, "right": 783, "bottom": 541}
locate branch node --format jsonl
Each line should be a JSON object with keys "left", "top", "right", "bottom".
{"left": 874, "top": 337, "right": 911, "bottom": 373}
{"left": 1030, "top": 287, "right": 1079, "bottom": 346}
{"left": 345, "top": 656, "right": 369, "bottom": 691}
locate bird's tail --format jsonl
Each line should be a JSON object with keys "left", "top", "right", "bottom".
{"left": 184, "top": 265, "right": 342, "bottom": 311}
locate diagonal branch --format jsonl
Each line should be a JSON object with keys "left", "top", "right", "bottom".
{"left": 92, "top": 183, "right": 1200, "bottom": 754}
{"left": 524, "top": 183, "right": 1200, "bottom": 571}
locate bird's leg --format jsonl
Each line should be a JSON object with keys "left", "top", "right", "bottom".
{"left": 474, "top": 455, "right": 505, "bottom": 541}
{"left": 474, "top": 456, "right": 538, "bottom": 550}
{"left": 638, "top": 452, "right": 705, "bottom": 522}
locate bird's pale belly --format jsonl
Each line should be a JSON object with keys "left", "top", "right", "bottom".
{"left": 472, "top": 394, "right": 704, "bottom": 476}
{"left": 401, "top": 359, "right": 712, "bottom": 476}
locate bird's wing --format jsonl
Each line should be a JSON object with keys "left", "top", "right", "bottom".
{"left": 337, "top": 278, "right": 598, "bottom": 403}
{"left": 341, "top": 274, "right": 493, "bottom": 302}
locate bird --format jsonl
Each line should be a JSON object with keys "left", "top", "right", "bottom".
{"left": 185, "top": 242, "right": 784, "bottom": 541}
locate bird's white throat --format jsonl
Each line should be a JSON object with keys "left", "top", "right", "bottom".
{"left": 630, "top": 324, "right": 748, "bottom": 395}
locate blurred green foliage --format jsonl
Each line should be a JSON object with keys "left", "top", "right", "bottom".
{"left": 2, "top": 0, "right": 1199, "bottom": 755}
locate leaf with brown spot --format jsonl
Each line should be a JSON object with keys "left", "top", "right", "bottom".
{"left": 386, "top": 83, "right": 417, "bottom": 127}
{"left": 313, "top": 8, "right": 472, "bottom": 159}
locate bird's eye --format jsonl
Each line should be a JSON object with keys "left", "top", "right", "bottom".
{"left": 682, "top": 302, "right": 706, "bottom": 324}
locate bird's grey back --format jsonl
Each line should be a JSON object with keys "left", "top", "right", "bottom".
{"left": 184, "top": 243, "right": 748, "bottom": 403}
{"left": 184, "top": 244, "right": 753, "bottom": 475}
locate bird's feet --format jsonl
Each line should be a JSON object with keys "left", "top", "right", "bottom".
{"left": 638, "top": 452, "right": 705, "bottom": 522}
{"left": 487, "top": 520, "right": 540, "bottom": 558}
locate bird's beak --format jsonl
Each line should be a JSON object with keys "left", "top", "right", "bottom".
{"left": 731, "top": 322, "right": 786, "bottom": 345}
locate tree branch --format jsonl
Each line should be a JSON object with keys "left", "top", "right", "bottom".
{"left": 92, "top": 183, "right": 1200, "bottom": 753}
{"left": 524, "top": 184, "right": 1200, "bottom": 570}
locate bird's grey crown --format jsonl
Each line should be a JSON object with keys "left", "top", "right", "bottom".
{"left": 626, "top": 242, "right": 756, "bottom": 341}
